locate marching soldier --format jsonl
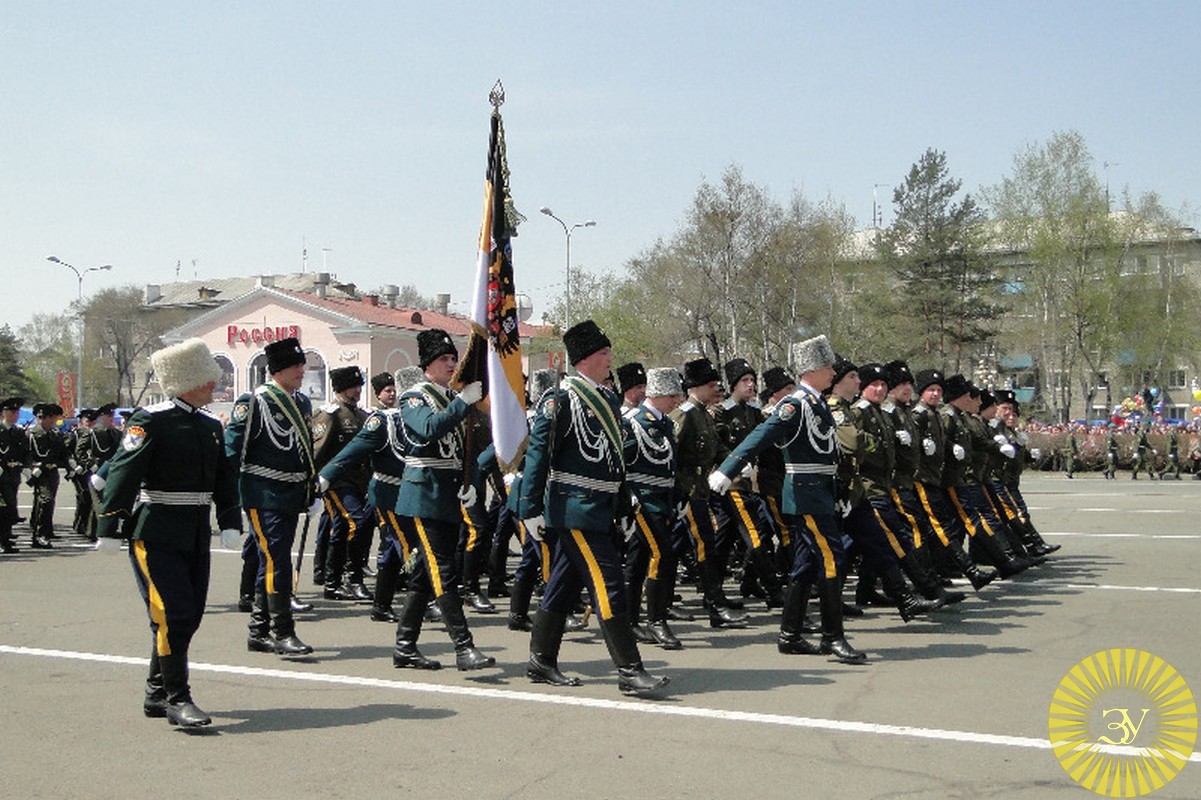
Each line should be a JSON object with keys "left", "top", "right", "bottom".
{"left": 520, "top": 320, "right": 669, "bottom": 696}
{"left": 390, "top": 329, "right": 495, "bottom": 672}
{"left": 225, "top": 337, "right": 317, "bottom": 658}
{"left": 1131, "top": 424, "right": 1154, "bottom": 480}
{"left": 623, "top": 367, "right": 685, "bottom": 651}
{"left": 756, "top": 367, "right": 798, "bottom": 584}
{"left": 670, "top": 357, "right": 747, "bottom": 628}
{"left": 95, "top": 338, "right": 241, "bottom": 728}
{"left": 313, "top": 365, "right": 374, "bottom": 602}
{"left": 616, "top": 362, "right": 647, "bottom": 412}
{"left": 0, "top": 396, "right": 27, "bottom": 553}
{"left": 82, "top": 403, "right": 123, "bottom": 542}
{"left": 1062, "top": 427, "right": 1078, "bottom": 478}
{"left": 28, "top": 403, "right": 69, "bottom": 548}
{"left": 69, "top": 409, "right": 96, "bottom": 538}
{"left": 1104, "top": 426, "right": 1119, "bottom": 479}
{"left": 1161, "top": 426, "right": 1182, "bottom": 480}
{"left": 709, "top": 335, "right": 865, "bottom": 663}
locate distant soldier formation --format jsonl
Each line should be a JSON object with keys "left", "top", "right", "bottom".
{"left": 8, "top": 320, "right": 1201, "bottom": 727}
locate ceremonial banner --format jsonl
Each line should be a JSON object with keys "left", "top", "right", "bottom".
{"left": 465, "top": 104, "right": 527, "bottom": 470}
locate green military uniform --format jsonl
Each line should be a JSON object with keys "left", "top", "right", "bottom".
{"left": 1131, "top": 427, "right": 1153, "bottom": 479}
{"left": 0, "top": 400, "right": 29, "bottom": 553}
{"left": 1161, "top": 429, "right": 1181, "bottom": 479}
{"left": 28, "top": 415, "right": 70, "bottom": 547}
{"left": 1063, "top": 431, "right": 1078, "bottom": 478}
{"left": 312, "top": 394, "right": 373, "bottom": 599}
{"left": 1105, "top": 429, "right": 1119, "bottom": 479}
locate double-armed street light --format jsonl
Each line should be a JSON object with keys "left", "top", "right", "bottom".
{"left": 46, "top": 255, "right": 113, "bottom": 413}
{"left": 538, "top": 207, "right": 595, "bottom": 330}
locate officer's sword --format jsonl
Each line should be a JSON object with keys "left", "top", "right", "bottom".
{"left": 294, "top": 502, "right": 315, "bottom": 586}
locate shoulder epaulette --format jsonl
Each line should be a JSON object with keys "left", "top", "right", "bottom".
{"left": 720, "top": 398, "right": 737, "bottom": 410}
{"left": 144, "top": 400, "right": 173, "bottom": 413}
{"left": 854, "top": 399, "right": 870, "bottom": 410}
{"left": 320, "top": 402, "right": 339, "bottom": 414}
{"left": 678, "top": 401, "right": 696, "bottom": 413}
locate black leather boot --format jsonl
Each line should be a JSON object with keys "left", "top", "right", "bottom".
{"left": 290, "top": 595, "right": 314, "bottom": 613}
{"left": 247, "top": 590, "right": 274, "bottom": 653}
{"left": 143, "top": 649, "right": 167, "bottom": 718}
{"left": 750, "top": 545, "right": 784, "bottom": 609}
{"left": 970, "top": 530, "right": 1030, "bottom": 578}
{"left": 644, "top": 578, "right": 682, "bottom": 650}
{"left": 312, "top": 532, "right": 328, "bottom": 586}
{"left": 1017, "top": 518, "right": 1060, "bottom": 555}
{"left": 461, "top": 545, "right": 497, "bottom": 614}
{"left": 437, "top": 592, "right": 496, "bottom": 671}
{"left": 486, "top": 534, "right": 511, "bottom": 598}
{"left": 371, "top": 558, "right": 401, "bottom": 622}
{"left": 237, "top": 554, "right": 256, "bottom": 612}
{"left": 855, "top": 561, "right": 892, "bottom": 607}
{"left": 816, "top": 577, "right": 867, "bottom": 664}
{"left": 527, "top": 609, "right": 583, "bottom": 686}
{"left": 159, "top": 652, "right": 211, "bottom": 727}
{"left": 777, "top": 578, "right": 821, "bottom": 655}
{"left": 900, "top": 551, "right": 961, "bottom": 608}
{"left": 268, "top": 592, "right": 314, "bottom": 656}
{"left": 944, "top": 541, "right": 996, "bottom": 591}
{"left": 508, "top": 574, "right": 535, "bottom": 631}
{"left": 393, "top": 590, "right": 441, "bottom": 669}
{"left": 627, "top": 578, "right": 656, "bottom": 644}
{"left": 323, "top": 539, "right": 356, "bottom": 600}
{"left": 599, "top": 616, "right": 670, "bottom": 697}
{"left": 702, "top": 556, "right": 743, "bottom": 610}
{"left": 880, "top": 563, "right": 937, "bottom": 622}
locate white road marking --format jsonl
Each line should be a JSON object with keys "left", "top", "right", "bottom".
{"left": 1042, "top": 582, "right": 1201, "bottom": 594}
{"left": 1040, "top": 531, "right": 1201, "bottom": 540}
{"left": 2, "top": 644, "right": 1198, "bottom": 762}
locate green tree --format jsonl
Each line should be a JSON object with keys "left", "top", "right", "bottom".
{"left": 16, "top": 313, "right": 75, "bottom": 402}
{"left": 874, "top": 148, "right": 1002, "bottom": 372}
{"left": 85, "top": 287, "right": 190, "bottom": 405}
{"left": 0, "top": 325, "right": 36, "bottom": 398}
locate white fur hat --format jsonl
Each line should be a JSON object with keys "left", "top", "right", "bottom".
{"left": 645, "top": 367, "right": 683, "bottom": 398}
{"left": 790, "top": 335, "right": 836, "bottom": 375}
{"left": 394, "top": 366, "right": 426, "bottom": 393}
{"left": 151, "top": 338, "right": 223, "bottom": 397}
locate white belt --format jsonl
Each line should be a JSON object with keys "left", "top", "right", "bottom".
{"left": 405, "top": 457, "right": 460, "bottom": 471}
{"left": 243, "top": 464, "right": 309, "bottom": 483}
{"left": 372, "top": 471, "right": 403, "bottom": 486}
{"left": 627, "top": 472, "right": 674, "bottom": 489}
{"left": 784, "top": 463, "right": 837, "bottom": 475}
{"left": 549, "top": 469, "right": 621, "bottom": 493}
{"left": 138, "top": 489, "right": 213, "bottom": 506}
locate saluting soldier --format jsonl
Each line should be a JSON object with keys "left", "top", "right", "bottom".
{"left": 28, "top": 403, "right": 69, "bottom": 548}
{"left": 95, "top": 338, "right": 241, "bottom": 728}
{"left": 520, "top": 320, "right": 669, "bottom": 696}
{"left": 709, "top": 335, "right": 865, "bottom": 663}
{"left": 389, "top": 328, "right": 495, "bottom": 672}
{"left": 0, "top": 396, "right": 28, "bottom": 553}
{"left": 670, "top": 357, "right": 747, "bottom": 628}
{"left": 312, "top": 365, "right": 374, "bottom": 602}
{"left": 225, "top": 337, "right": 317, "bottom": 658}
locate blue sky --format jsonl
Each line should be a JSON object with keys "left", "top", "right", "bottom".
{"left": 3, "top": 2, "right": 1197, "bottom": 330}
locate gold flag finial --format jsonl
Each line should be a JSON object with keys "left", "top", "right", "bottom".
{"left": 489, "top": 79, "right": 505, "bottom": 109}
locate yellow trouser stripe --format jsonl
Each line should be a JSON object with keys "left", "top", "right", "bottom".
{"left": 946, "top": 487, "right": 981, "bottom": 538}
{"left": 766, "top": 496, "right": 790, "bottom": 546}
{"left": 914, "top": 484, "right": 952, "bottom": 546}
{"left": 730, "top": 491, "right": 763, "bottom": 549}
{"left": 460, "top": 504, "right": 479, "bottom": 551}
{"left": 570, "top": 529, "right": 613, "bottom": 620}
{"left": 540, "top": 541, "right": 551, "bottom": 584}
{"left": 872, "top": 506, "right": 908, "bottom": 559}
{"left": 685, "top": 504, "right": 706, "bottom": 562}
{"left": 248, "top": 508, "right": 277, "bottom": 594}
{"left": 803, "top": 514, "right": 837, "bottom": 579}
{"left": 133, "top": 541, "right": 171, "bottom": 656}
{"left": 891, "top": 489, "right": 923, "bottom": 549}
{"left": 383, "top": 510, "right": 412, "bottom": 561}
{"left": 413, "top": 517, "right": 444, "bottom": 597}
{"left": 635, "top": 510, "right": 662, "bottom": 580}
{"left": 326, "top": 490, "right": 358, "bottom": 542}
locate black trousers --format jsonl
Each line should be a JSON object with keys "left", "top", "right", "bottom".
{"left": 129, "top": 540, "right": 210, "bottom": 657}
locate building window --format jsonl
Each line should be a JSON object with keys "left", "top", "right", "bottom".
{"left": 214, "top": 355, "right": 236, "bottom": 403}
{"left": 1167, "top": 370, "right": 1187, "bottom": 389}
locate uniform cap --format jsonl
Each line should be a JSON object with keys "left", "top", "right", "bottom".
{"left": 914, "top": 369, "right": 945, "bottom": 394}
{"left": 791, "top": 335, "right": 836, "bottom": 375}
{"left": 615, "top": 362, "right": 647, "bottom": 393}
{"left": 723, "top": 358, "right": 756, "bottom": 389}
{"left": 761, "top": 366, "right": 794, "bottom": 396}
{"left": 329, "top": 366, "right": 364, "bottom": 393}
{"left": 681, "top": 358, "right": 721, "bottom": 390}
{"left": 152, "top": 337, "right": 224, "bottom": 397}
{"left": 1, "top": 396, "right": 25, "bottom": 412}
{"left": 857, "top": 362, "right": 887, "bottom": 388}
{"left": 370, "top": 371, "right": 395, "bottom": 396}
{"left": 831, "top": 355, "right": 858, "bottom": 386}
{"left": 265, "top": 337, "right": 306, "bottom": 374}
{"left": 563, "top": 319, "right": 611, "bottom": 366}
{"left": 943, "top": 374, "right": 973, "bottom": 402}
{"left": 883, "top": 359, "right": 914, "bottom": 389}
{"left": 417, "top": 328, "right": 458, "bottom": 369}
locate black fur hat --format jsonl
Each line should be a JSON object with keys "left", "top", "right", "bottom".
{"left": 563, "top": 320, "right": 611, "bottom": 366}
{"left": 417, "top": 328, "right": 458, "bottom": 369}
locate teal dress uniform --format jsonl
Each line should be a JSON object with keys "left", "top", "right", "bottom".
{"left": 312, "top": 398, "right": 374, "bottom": 598}
{"left": 224, "top": 383, "right": 316, "bottom": 655}
{"left": 389, "top": 380, "right": 493, "bottom": 671}
{"left": 96, "top": 397, "right": 241, "bottom": 721}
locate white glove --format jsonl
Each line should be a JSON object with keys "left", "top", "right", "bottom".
{"left": 952, "top": 444, "right": 966, "bottom": 461}
{"left": 68, "top": 459, "right": 78, "bottom": 471}
{"left": 317, "top": 475, "right": 330, "bottom": 494}
{"left": 31, "top": 467, "right": 42, "bottom": 478}
{"left": 993, "top": 434, "right": 1008, "bottom": 446}
{"left": 90, "top": 464, "right": 99, "bottom": 473}
{"left": 708, "top": 471, "right": 733, "bottom": 495}
{"left": 307, "top": 497, "right": 324, "bottom": 516}
{"left": 458, "top": 381, "right": 484, "bottom": 405}
{"left": 895, "top": 430, "right": 912, "bottom": 446}
{"left": 0, "top": 465, "right": 4, "bottom": 477}
{"left": 90, "top": 473, "right": 107, "bottom": 491}
{"left": 675, "top": 501, "right": 689, "bottom": 522}
{"left": 836, "top": 500, "right": 852, "bottom": 518}
{"left": 503, "top": 472, "right": 516, "bottom": 488}
{"left": 522, "top": 516, "right": 544, "bottom": 542}
{"left": 1030, "top": 448, "right": 1042, "bottom": 460}
{"left": 458, "top": 484, "right": 478, "bottom": 507}
{"left": 1108, "top": 452, "right": 1115, "bottom": 462}
{"left": 621, "top": 516, "right": 638, "bottom": 541}
{"left": 922, "top": 438, "right": 936, "bottom": 456}
{"left": 739, "top": 463, "right": 753, "bottom": 479}
{"left": 96, "top": 537, "right": 123, "bottom": 555}
{"left": 219, "top": 529, "right": 243, "bottom": 548}
{"left": 999, "top": 443, "right": 1016, "bottom": 459}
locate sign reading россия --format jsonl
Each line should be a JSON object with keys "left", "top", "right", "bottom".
{"left": 227, "top": 325, "right": 301, "bottom": 346}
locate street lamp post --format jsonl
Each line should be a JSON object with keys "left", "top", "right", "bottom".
{"left": 539, "top": 207, "right": 595, "bottom": 330}
{"left": 46, "top": 256, "right": 113, "bottom": 413}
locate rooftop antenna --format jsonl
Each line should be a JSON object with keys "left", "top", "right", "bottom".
{"left": 302, "top": 237, "right": 308, "bottom": 273}
{"left": 192, "top": 258, "right": 198, "bottom": 280}
{"left": 175, "top": 259, "right": 181, "bottom": 281}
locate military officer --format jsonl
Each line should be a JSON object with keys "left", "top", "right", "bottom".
{"left": 670, "top": 357, "right": 747, "bottom": 628}
{"left": 623, "top": 367, "right": 685, "bottom": 650}
{"left": 95, "top": 338, "right": 241, "bottom": 728}
{"left": 520, "top": 320, "right": 669, "bottom": 696}
{"left": 225, "top": 337, "right": 317, "bottom": 658}
{"left": 313, "top": 365, "right": 375, "bottom": 602}
{"left": 713, "top": 357, "right": 783, "bottom": 608}
{"left": 709, "top": 335, "right": 865, "bottom": 663}
{"left": 0, "top": 396, "right": 28, "bottom": 553}
{"left": 616, "top": 362, "right": 647, "bottom": 412}
{"left": 70, "top": 409, "right": 96, "bottom": 538}
{"left": 390, "top": 328, "right": 495, "bottom": 672}
{"left": 755, "top": 367, "right": 798, "bottom": 582}
{"left": 28, "top": 403, "right": 69, "bottom": 548}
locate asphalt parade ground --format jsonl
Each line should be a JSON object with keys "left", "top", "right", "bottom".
{"left": 2, "top": 474, "right": 1199, "bottom": 799}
